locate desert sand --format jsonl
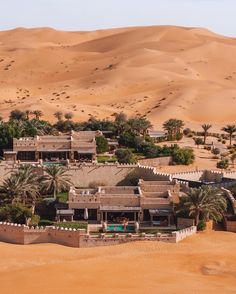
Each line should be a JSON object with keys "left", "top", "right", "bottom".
{"left": 0, "top": 231, "right": 235, "bottom": 294}
{"left": 1, "top": 26, "right": 236, "bottom": 129}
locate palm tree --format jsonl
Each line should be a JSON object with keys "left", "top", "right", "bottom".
{"left": 16, "top": 166, "right": 41, "bottom": 212}
{"left": 163, "top": 119, "right": 184, "bottom": 140}
{"left": 0, "top": 166, "right": 40, "bottom": 211}
{"left": 113, "top": 112, "right": 128, "bottom": 135}
{"left": 201, "top": 124, "right": 212, "bottom": 145}
{"left": 176, "top": 186, "right": 227, "bottom": 227}
{"left": 64, "top": 112, "right": 74, "bottom": 121}
{"left": 42, "top": 166, "right": 72, "bottom": 200}
{"left": 54, "top": 111, "right": 63, "bottom": 121}
{"left": 25, "top": 110, "right": 31, "bottom": 120}
{"left": 0, "top": 176, "right": 23, "bottom": 205}
{"left": 222, "top": 124, "right": 236, "bottom": 146}
{"left": 127, "top": 117, "right": 152, "bottom": 137}
{"left": 32, "top": 110, "right": 43, "bottom": 120}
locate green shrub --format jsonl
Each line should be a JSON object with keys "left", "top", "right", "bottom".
{"left": 29, "top": 215, "right": 40, "bottom": 226}
{"left": 183, "top": 128, "right": 192, "bottom": 136}
{"left": 96, "top": 136, "right": 109, "bottom": 154}
{"left": 56, "top": 222, "right": 87, "bottom": 230}
{"left": 0, "top": 204, "right": 32, "bottom": 224}
{"left": 211, "top": 147, "right": 220, "bottom": 155}
{"left": 194, "top": 137, "right": 204, "bottom": 145}
{"left": 38, "top": 219, "right": 54, "bottom": 226}
{"left": 115, "top": 148, "right": 137, "bottom": 164}
{"left": 197, "top": 220, "right": 206, "bottom": 231}
{"left": 217, "top": 159, "right": 229, "bottom": 169}
{"left": 172, "top": 148, "right": 195, "bottom": 165}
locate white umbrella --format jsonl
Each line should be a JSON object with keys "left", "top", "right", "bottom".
{"left": 84, "top": 208, "right": 88, "bottom": 220}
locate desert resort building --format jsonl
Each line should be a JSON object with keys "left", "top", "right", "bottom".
{"left": 56, "top": 179, "right": 180, "bottom": 228}
{"left": 4, "top": 131, "right": 99, "bottom": 163}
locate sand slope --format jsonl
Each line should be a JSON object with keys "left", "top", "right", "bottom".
{"left": 1, "top": 26, "right": 236, "bottom": 127}
{"left": 0, "top": 231, "right": 235, "bottom": 294}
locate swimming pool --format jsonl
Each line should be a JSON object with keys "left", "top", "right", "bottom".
{"left": 106, "top": 224, "right": 135, "bottom": 232}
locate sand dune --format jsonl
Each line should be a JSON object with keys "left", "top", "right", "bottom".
{"left": 0, "top": 231, "right": 235, "bottom": 294}
{"left": 1, "top": 25, "right": 236, "bottom": 129}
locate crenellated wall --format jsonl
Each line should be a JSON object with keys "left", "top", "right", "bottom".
{"left": 0, "top": 222, "right": 197, "bottom": 247}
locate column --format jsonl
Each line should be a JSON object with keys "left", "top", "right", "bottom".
{"left": 168, "top": 215, "right": 171, "bottom": 227}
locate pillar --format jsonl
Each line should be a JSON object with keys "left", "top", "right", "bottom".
{"left": 168, "top": 215, "right": 171, "bottom": 227}
{"left": 35, "top": 151, "right": 39, "bottom": 161}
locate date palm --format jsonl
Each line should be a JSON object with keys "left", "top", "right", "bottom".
{"left": 201, "top": 124, "right": 212, "bottom": 145}
{"left": 0, "top": 166, "right": 40, "bottom": 208}
{"left": 176, "top": 186, "right": 227, "bottom": 227}
{"left": 54, "top": 111, "right": 63, "bottom": 121}
{"left": 32, "top": 110, "right": 43, "bottom": 120}
{"left": 222, "top": 124, "right": 236, "bottom": 146}
{"left": 163, "top": 119, "right": 184, "bottom": 140}
{"left": 42, "top": 166, "right": 72, "bottom": 200}
{"left": 0, "top": 176, "right": 23, "bottom": 205}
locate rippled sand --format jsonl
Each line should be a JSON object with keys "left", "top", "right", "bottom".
{"left": 0, "top": 231, "right": 235, "bottom": 294}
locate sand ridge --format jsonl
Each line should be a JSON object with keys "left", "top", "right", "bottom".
{"left": 1, "top": 25, "right": 236, "bottom": 129}
{"left": 0, "top": 231, "right": 235, "bottom": 294}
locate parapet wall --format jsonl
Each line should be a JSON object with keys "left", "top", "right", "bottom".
{"left": 138, "top": 157, "right": 172, "bottom": 167}
{"left": 0, "top": 222, "right": 86, "bottom": 247}
{"left": 0, "top": 222, "right": 197, "bottom": 247}
{"left": 0, "top": 162, "right": 171, "bottom": 187}
{"left": 67, "top": 163, "right": 171, "bottom": 187}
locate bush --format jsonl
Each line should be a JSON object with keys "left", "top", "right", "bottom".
{"left": 0, "top": 204, "right": 32, "bottom": 224}
{"left": 38, "top": 219, "right": 54, "bottom": 226}
{"left": 115, "top": 148, "right": 137, "bottom": 164}
{"left": 217, "top": 159, "right": 229, "bottom": 169}
{"left": 172, "top": 148, "right": 195, "bottom": 165}
{"left": 211, "top": 147, "right": 220, "bottom": 155}
{"left": 197, "top": 220, "right": 206, "bottom": 231}
{"left": 183, "top": 128, "right": 192, "bottom": 136}
{"left": 222, "top": 140, "right": 226, "bottom": 144}
{"left": 29, "top": 215, "right": 40, "bottom": 226}
{"left": 96, "top": 136, "right": 109, "bottom": 154}
{"left": 194, "top": 137, "right": 204, "bottom": 145}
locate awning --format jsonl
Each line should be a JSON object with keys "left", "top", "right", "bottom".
{"left": 149, "top": 209, "right": 172, "bottom": 216}
{"left": 100, "top": 206, "right": 141, "bottom": 212}
{"left": 56, "top": 209, "right": 74, "bottom": 215}
{"left": 37, "top": 150, "right": 71, "bottom": 152}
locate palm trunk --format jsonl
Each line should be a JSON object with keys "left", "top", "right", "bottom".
{"left": 195, "top": 210, "right": 200, "bottom": 228}
{"left": 204, "top": 133, "right": 206, "bottom": 145}
{"left": 230, "top": 135, "right": 232, "bottom": 146}
{"left": 53, "top": 188, "right": 57, "bottom": 200}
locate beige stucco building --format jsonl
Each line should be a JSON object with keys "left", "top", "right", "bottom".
{"left": 4, "top": 131, "right": 99, "bottom": 162}
{"left": 67, "top": 179, "right": 180, "bottom": 227}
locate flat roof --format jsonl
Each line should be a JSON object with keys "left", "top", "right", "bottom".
{"left": 100, "top": 206, "right": 141, "bottom": 211}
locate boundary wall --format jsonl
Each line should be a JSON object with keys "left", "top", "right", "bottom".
{"left": 0, "top": 222, "right": 197, "bottom": 247}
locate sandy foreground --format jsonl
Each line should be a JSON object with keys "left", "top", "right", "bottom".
{"left": 0, "top": 231, "right": 235, "bottom": 294}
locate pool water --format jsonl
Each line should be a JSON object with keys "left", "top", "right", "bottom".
{"left": 106, "top": 224, "right": 135, "bottom": 232}
{"left": 43, "top": 162, "right": 65, "bottom": 167}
